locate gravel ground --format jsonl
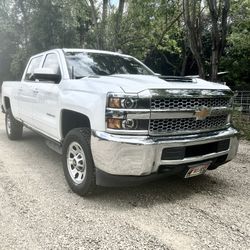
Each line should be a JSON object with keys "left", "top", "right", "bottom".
{"left": 0, "top": 111, "right": 249, "bottom": 250}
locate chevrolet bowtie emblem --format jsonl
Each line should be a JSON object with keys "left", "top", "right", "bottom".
{"left": 195, "top": 106, "right": 211, "bottom": 120}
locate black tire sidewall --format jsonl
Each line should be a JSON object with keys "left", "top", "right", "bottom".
{"left": 62, "top": 128, "right": 96, "bottom": 195}
{"left": 5, "top": 110, "right": 11, "bottom": 138}
{"left": 5, "top": 108, "right": 23, "bottom": 140}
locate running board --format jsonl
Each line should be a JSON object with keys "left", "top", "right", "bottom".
{"left": 45, "top": 139, "right": 62, "bottom": 155}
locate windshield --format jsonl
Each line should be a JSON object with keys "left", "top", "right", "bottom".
{"left": 65, "top": 52, "right": 153, "bottom": 79}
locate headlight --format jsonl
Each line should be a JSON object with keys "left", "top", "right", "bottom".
{"left": 121, "top": 98, "right": 137, "bottom": 109}
{"left": 107, "top": 93, "right": 150, "bottom": 109}
{"left": 106, "top": 93, "right": 150, "bottom": 134}
{"left": 108, "top": 96, "right": 137, "bottom": 109}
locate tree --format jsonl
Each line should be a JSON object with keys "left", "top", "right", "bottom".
{"left": 207, "top": 0, "right": 230, "bottom": 81}
{"left": 183, "top": 0, "right": 206, "bottom": 79}
{"left": 220, "top": 0, "right": 250, "bottom": 89}
{"left": 114, "top": 0, "right": 125, "bottom": 50}
{"left": 0, "top": 0, "right": 249, "bottom": 90}
{"left": 183, "top": 0, "right": 231, "bottom": 81}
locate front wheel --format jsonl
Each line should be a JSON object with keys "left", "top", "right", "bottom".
{"left": 62, "top": 128, "right": 96, "bottom": 196}
{"left": 5, "top": 108, "right": 23, "bottom": 140}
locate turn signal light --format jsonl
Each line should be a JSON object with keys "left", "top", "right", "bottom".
{"left": 108, "top": 97, "right": 121, "bottom": 108}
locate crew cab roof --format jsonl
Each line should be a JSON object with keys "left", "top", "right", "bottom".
{"left": 62, "top": 48, "right": 127, "bottom": 56}
{"left": 30, "top": 48, "right": 131, "bottom": 60}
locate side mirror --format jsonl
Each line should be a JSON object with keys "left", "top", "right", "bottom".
{"left": 33, "top": 68, "right": 61, "bottom": 83}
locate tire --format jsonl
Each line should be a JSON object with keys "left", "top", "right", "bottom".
{"left": 5, "top": 108, "right": 23, "bottom": 140}
{"left": 62, "top": 128, "right": 96, "bottom": 196}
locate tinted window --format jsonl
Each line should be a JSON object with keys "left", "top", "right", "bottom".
{"left": 24, "top": 56, "right": 43, "bottom": 80}
{"left": 43, "top": 53, "right": 60, "bottom": 74}
{"left": 65, "top": 52, "right": 153, "bottom": 79}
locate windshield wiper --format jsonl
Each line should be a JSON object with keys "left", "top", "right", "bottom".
{"left": 74, "top": 75, "right": 100, "bottom": 79}
{"left": 75, "top": 76, "right": 86, "bottom": 79}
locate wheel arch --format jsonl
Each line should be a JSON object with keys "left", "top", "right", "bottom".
{"left": 60, "top": 109, "right": 91, "bottom": 139}
{"left": 3, "top": 96, "right": 11, "bottom": 111}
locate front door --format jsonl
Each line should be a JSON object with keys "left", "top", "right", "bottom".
{"left": 19, "top": 55, "right": 43, "bottom": 126}
{"left": 32, "top": 53, "right": 61, "bottom": 140}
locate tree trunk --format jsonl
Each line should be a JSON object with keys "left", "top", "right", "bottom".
{"left": 18, "top": 0, "right": 28, "bottom": 47}
{"left": 183, "top": 0, "right": 206, "bottom": 79}
{"left": 181, "top": 38, "right": 189, "bottom": 76}
{"left": 207, "top": 0, "right": 230, "bottom": 81}
{"left": 88, "top": 0, "right": 101, "bottom": 49}
{"left": 181, "top": 52, "right": 189, "bottom": 76}
{"left": 211, "top": 50, "right": 219, "bottom": 81}
{"left": 114, "top": 0, "right": 125, "bottom": 50}
{"left": 101, "top": 0, "right": 108, "bottom": 49}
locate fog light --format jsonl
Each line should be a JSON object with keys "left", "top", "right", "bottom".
{"left": 107, "top": 118, "right": 122, "bottom": 129}
{"left": 122, "top": 119, "right": 137, "bottom": 129}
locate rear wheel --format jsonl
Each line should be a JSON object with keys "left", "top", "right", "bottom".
{"left": 5, "top": 108, "right": 23, "bottom": 140}
{"left": 62, "top": 128, "right": 96, "bottom": 196}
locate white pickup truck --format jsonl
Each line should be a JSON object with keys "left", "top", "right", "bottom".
{"left": 1, "top": 48, "right": 239, "bottom": 196}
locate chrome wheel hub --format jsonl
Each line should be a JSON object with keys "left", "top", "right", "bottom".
{"left": 67, "top": 142, "right": 86, "bottom": 184}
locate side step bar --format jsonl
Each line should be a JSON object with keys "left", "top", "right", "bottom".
{"left": 45, "top": 139, "right": 62, "bottom": 155}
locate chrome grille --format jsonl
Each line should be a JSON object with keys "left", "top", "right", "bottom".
{"left": 151, "top": 97, "right": 230, "bottom": 110}
{"left": 149, "top": 115, "right": 228, "bottom": 134}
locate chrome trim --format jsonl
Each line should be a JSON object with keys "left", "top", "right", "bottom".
{"left": 161, "top": 150, "right": 229, "bottom": 165}
{"left": 105, "top": 89, "right": 234, "bottom": 136}
{"left": 148, "top": 89, "right": 233, "bottom": 136}
{"left": 150, "top": 107, "right": 232, "bottom": 119}
{"left": 106, "top": 108, "right": 150, "bottom": 119}
{"left": 91, "top": 127, "right": 239, "bottom": 176}
{"left": 106, "top": 128, "right": 148, "bottom": 135}
{"left": 138, "top": 89, "right": 152, "bottom": 98}
{"left": 149, "top": 125, "right": 231, "bottom": 136}
{"left": 106, "top": 107, "right": 231, "bottom": 120}
{"left": 107, "top": 92, "right": 138, "bottom": 98}
{"left": 149, "top": 89, "right": 234, "bottom": 98}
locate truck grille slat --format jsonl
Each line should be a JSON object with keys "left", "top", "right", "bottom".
{"left": 149, "top": 115, "right": 228, "bottom": 134}
{"left": 151, "top": 97, "right": 230, "bottom": 110}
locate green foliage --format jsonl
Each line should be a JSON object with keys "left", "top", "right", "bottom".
{"left": 233, "top": 110, "right": 250, "bottom": 140}
{"left": 0, "top": 0, "right": 249, "bottom": 89}
{"left": 220, "top": 0, "right": 250, "bottom": 90}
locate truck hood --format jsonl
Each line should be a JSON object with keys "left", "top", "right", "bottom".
{"left": 68, "top": 74, "right": 231, "bottom": 94}
{"left": 82, "top": 74, "right": 231, "bottom": 93}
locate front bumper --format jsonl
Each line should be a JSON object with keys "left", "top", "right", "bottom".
{"left": 91, "top": 127, "right": 239, "bottom": 185}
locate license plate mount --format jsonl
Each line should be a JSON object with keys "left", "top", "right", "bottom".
{"left": 184, "top": 161, "right": 211, "bottom": 178}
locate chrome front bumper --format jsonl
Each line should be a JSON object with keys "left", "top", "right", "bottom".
{"left": 91, "top": 127, "right": 239, "bottom": 176}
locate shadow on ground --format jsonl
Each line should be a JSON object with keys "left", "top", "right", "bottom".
{"left": 19, "top": 129, "right": 232, "bottom": 210}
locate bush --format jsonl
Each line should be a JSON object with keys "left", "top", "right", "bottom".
{"left": 232, "top": 109, "right": 250, "bottom": 140}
